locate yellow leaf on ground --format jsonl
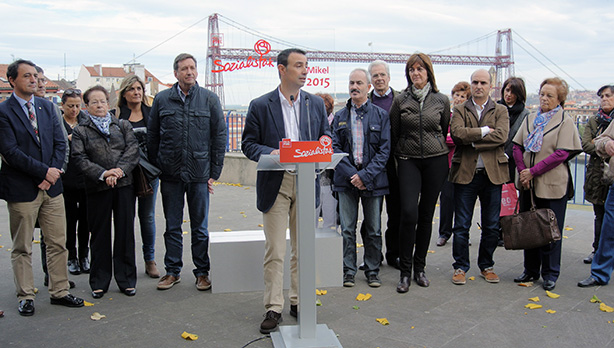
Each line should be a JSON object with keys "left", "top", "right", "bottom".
{"left": 182, "top": 231, "right": 188, "bottom": 235}
{"left": 356, "top": 293, "right": 372, "bottom": 301}
{"left": 545, "top": 309, "right": 556, "bottom": 314}
{"left": 600, "top": 303, "right": 614, "bottom": 313}
{"left": 318, "top": 217, "right": 323, "bottom": 222}
{"left": 591, "top": 295, "right": 602, "bottom": 303}
{"left": 518, "top": 282, "right": 533, "bottom": 287}
{"left": 218, "top": 216, "right": 223, "bottom": 219}
{"left": 316, "top": 289, "right": 327, "bottom": 296}
{"left": 562, "top": 236, "right": 569, "bottom": 239}
{"left": 32, "top": 240, "right": 40, "bottom": 244}
{"left": 546, "top": 290, "right": 560, "bottom": 299}
{"left": 564, "top": 226, "right": 573, "bottom": 231}
{"left": 240, "top": 211, "right": 245, "bottom": 214}
{"left": 0, "top": 245, "right": 3, "bottom": 248}
{"left": 529, "top": 296, "right": 540, "bottom": 302}
{"left": 258, "top": 224, "right": 263, "bottom": 227}
{"left": 376, "top": 318, "right": 389, "bottom": 325}
{"left": 84, "top": 301, "right": 94, "bottom": 307}
{"left": 468, "top": 276, "right": 475, "bottom": 281}
{"left": 242, "top": 214, "right": 247, "bottom": 218}
{"left": 427, "top": 250, "right": 435, "bottom": 254}
{"left": 90, "top": 312, "right": 106, "bottom": 321}
{"left": 524, "top": 303, "right": 543, "bottom": 310}
{"left": 223, "top": 229, "right": 232, "bottom": 232}
{"left": 181, "top": 331, "right": 199, "bottom": 340}
{"left": 356, "top": 243, "right": 363, "bottom": 248}
{"left": 34, "top": 287, "right": 38, "bottom": 294}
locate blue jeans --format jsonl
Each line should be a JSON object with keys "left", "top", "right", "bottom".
{"left": 591, "top": 185, "right": 614, "bottom": 284}
{"left": 137, "top": 178, "right": 158, "bottom": 262}
{"left": 338, "top": 191, "right": 383, "bottom": 276}
{"left": 160, "top": 180, "right": 210, "bottom": 277}
{"left": 452, "top": 172, "right": 501, "bottom": 272}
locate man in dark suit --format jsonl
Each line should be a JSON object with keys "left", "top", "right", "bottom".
{"left": 0, "top": 59, "right": 84, "bottom": 316}
{"left": 242, "top": 48, "right": 330, "bottom": 334}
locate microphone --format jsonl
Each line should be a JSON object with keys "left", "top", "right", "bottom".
{"left": 305, "top": 94, "right": 312, "bottom": 140}
{"left": 289, "top": 94, "right": 299, "bottom": 140}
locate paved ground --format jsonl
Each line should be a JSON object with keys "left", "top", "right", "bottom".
{"left": 0, "top": 182, "right": 612, "bottom": 348}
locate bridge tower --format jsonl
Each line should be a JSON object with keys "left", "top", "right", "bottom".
{"left": 494, "top": 29, "right": 515, "bottom": 99}
{"left": 205, "top": 13, "right": 225, "bottom": 108}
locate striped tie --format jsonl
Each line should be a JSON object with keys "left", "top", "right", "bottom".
{"left": 26, "top": 101, "right": 39, "bottom": 141}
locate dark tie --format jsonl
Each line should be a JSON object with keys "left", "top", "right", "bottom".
{"left": 26, "top": 101, "right": 39, "bottom": 141}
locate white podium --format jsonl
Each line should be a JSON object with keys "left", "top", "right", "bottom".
{"left": 257, "top": 152, "right": 345, "bottom": 348}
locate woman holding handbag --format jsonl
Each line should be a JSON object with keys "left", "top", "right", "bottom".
{"left": 511, "top": 77, "right": 582, "bottom": 291}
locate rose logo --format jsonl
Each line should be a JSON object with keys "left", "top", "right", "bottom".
{"left": 320, "top": 135, "right": 332, "bottom": 147}
{"left": 254, "top": 40, "right": 271, "bottom": 56}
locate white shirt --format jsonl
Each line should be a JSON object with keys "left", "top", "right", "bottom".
{"left": 372, "top": 87, "right": 392, "bottom": 98}
{"left": 278, "top": 87, "right": 301, "bottom": 141}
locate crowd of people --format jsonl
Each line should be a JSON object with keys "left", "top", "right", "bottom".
{"left": 0, "top": 50, "right": 613, "bottom": 337}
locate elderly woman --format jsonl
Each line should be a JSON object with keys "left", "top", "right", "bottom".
{"left": 60, "top": 89, "right": 90, "bottom": 275}
{"left": 437, "top": 81, "right": 470, "bottom": 247}
{"left": 390, "top": 53, "right": 450, "bottom": 292}
{"left": 512, "top": 77, "right": 582, "bottom": 291}
{"left": 581, "top": 85, "right": 614, "bottom": 264}
{"left": 72, "top": 86, "right": 139, "bottom": 298}
{"left": 112, "top": 75, "right": 160, "bottom": 278}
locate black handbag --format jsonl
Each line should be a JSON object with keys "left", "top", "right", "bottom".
{"left": 133, "top": 148, "right": 161, "bottom": 197}
{"left": 500, "top": 187, "right": 561, "bottom": 250}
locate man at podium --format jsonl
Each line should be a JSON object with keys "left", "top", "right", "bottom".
{"left": 241, "top": 48, "right": 330, "bottom": 334}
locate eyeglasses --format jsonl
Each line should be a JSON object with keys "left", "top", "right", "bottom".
{"left": 64, "top": 89, "right": 82, "bottom": 97}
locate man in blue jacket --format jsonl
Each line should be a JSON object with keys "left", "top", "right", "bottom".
{"left": 332, "top": 68, "right": 390, "bottom": 288}
{"left": 148, "top": 53, "right": 226, "bottom": 292}
{"left": 0, "top": 59, "right": 84, "bottom": 316}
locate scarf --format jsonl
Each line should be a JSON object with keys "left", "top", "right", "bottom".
{"left": 86, "top": 111, "right": 112, "bottom": 139}
{"left": 499, "top": 100, "right": 525, "bottom": 128}
{"left": 596, "top": 107, "right": 614, "bottom": 133}
{"left": 524, "top": 105, "right": 561, "bottom": 152}
{"left": 412, "top": 82, "right": 431, "bottom": 109}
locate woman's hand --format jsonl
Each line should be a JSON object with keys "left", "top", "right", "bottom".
{"left": 103, "top": 168, "right": 124, "bottom": 178}
{"left": 106, "top": 176, "right": 117, "bottom": 187}
{"left": 519, "top": 168, "right": 533, "bottom": 189}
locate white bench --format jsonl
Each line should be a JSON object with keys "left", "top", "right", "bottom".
{"left": 209, "top": 229, "right": 342, "bottom": 293}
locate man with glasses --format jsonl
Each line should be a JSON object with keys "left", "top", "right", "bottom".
{"left": 0, "top": 59, "right": 84, "bottom": 316}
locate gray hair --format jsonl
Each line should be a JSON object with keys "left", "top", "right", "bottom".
{"left": 368, "top": 60, "right": 390, "bottom": 77}
{"left": 350, "top": 68, "right": 371, "bottom": 84}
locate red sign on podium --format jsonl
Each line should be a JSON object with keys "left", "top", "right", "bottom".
{"left": 279, "top": 136, "right": 334, "bottom": 163}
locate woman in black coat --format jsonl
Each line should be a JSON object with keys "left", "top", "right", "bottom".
{"left": 72, "top": 85, "right": 139, "bottom": 298}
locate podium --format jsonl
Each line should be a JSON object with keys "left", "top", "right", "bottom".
{"left": 257, "top": 141, "right": 345, "bottom": 348}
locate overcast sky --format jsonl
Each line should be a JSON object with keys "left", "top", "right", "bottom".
{"left": 3, "top": 0, "right": 613, "bottom": 106}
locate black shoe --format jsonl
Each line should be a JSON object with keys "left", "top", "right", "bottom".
{"left": 80, "top": 257, "right": 90, "bottom": 273}
{"left": 413, "top": 272, "right": 430, "bottom": 287}
{"left": 396, "top": 276, "right": 410, "bottom": 293}
{"left": 578, "top": 276, "right": 603, "bottom": 287}
{"left": 122, "top": 288, "right": 136, "bottom": 296}
{"left": 18, "top": 300, "right": 34, "bottom": 316}
{"left": 386, "top": 257, "right": 400, "bottom": 270}
{"left": 343, "top": 274, "right": 355, "bottom": 287}
{"left": 542, "top": 280, "right": 556, "bottom": 291}
{"left": 50, "top": 294, "right": 84, "bottom": 307}
{"left": 436, "top": 236, "right": 449, "bottom": 247}
{"left": 260, "top": 310, "right": 282, "bottom": 334}
{"left": 367, "top": 274, "right": 381, "bottom": 287}
{"left": 91, "top": 290, "right": 104, "bottom": 299}
{"left": 513, "top": 273, "right": 539, "bottom": 283}
{"left": 290, "top": 304, "right": 298, "bottom": 318}
{"left": 497, "top": 239, "right": 505, "bottom": 247}
{"left": 67, "top": 259, "right": 81, "bottom": 275}
{"left": 583, "top": 252, "right": 595, "bottom": 264}
{"left": 358, "top": 262, "right": 365, "bottom": 271}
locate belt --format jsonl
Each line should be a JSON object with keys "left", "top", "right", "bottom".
{"left": 475, "top": 168, "right": 486, "bottom": 175}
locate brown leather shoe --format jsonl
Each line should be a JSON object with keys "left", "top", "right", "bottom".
{"left": 157, "top": 275, "right": 180, "bottom": 290}
{"left": 480, "top": 267, "right": 500, "bottom": 283}
{"left": 196, "top": 275, "right": 211, "bottom": 291}
{"left": 452, "top": 269, "right": 466, "bottom": 285}
{"left": 145, "top": 261, "right": 160, "bottom": 278}
{"left": 413, "top": 272, "right": 430, "bottom": 287}
{"left": 260, "top": 310, "right": 282, "bottom": 334}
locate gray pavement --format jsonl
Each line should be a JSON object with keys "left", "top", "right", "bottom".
{"left": 0, "top": 182, "right": 612, "bottom": 348}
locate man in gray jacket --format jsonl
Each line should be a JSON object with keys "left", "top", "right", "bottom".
{"left": 148, "top": 53, "right": 226, "bottom": 292}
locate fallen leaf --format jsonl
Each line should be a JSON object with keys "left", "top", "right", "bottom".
{"left": 600, "top": 303, "right": 614, "bottom": 313}
{"left": 545, "top": 309, "right": 556, "bottom": 314}
{"left": 242, "top": 214, "right": 247, "bottom": 218}
{"left": 352, "top": 305, "right": 360, "bottom": 310}
{"left": 258, "top": 224, "right": 263, "bottom": 227}
{"left": 34, "top": 287, "right": 38, "bottom": 294}
{"left": 591, "top": 295, "right": 602, "bottom": 303}
{"left": 546, "top": 290, "right": 560, "bottom": 299}
{"left": 356, "top": 243, "right": 363, "bottom": 248}
{"left": 524, "top": 303, "right": 543, "bottom": 310}
{"left": 411, "top": 326, "right": 415, "bottom": 329}
{"left": 223, "top": 229, "right": 232, "bottom": 232}
{"left": 90, "top": 312, "right": 106, "bottom": 321}
{"left": 0, "top": 245, "right": 3, "bottom": 248}
{"left": 181, "top": 331, "right": 199, "bottom": 341}
{"left": 518, "top": 282, "right": 533, "bottom": 287}
{"left": 316, "top": 299, "right": 322, "bottom": 306}
{"left": 564, "top": 226, "right": 573, "bottom": 231}
{"left": 562, "top": 236, "right": 569, "bottom": 239}
{"left": 529, "top": 296, "right": 540, "bottom": 302}
{"left": 183, "top": 220, "right": 189, "bottom": 223}
{"left": 182, "top": 231, "right": 188, "bottom": 235}
{"left": 376, "top": 318, "right": 389, "bottom": 325}
{"left": 32, "top": 240, "right": 40, "bottom": 244}
{"left": 427, "top": 250, "right": 435, "bottom": 254}
{"left": 356, "top": 293, "right": 372, "bottom": 301}
{"left": 218, "top": 216, "right": 223, "bottom": 219}
{"left": 318, "top": 217, "right": 323, "bottom": 222}
{"left": 84, "top": 301, "right": 94, "bottom": 307}
{"left": 468, "top": 276, "right": 475, "bottom": 281}
{"left": 240, "top": 211, "right": 245, "bottom": 214}
{"left": 316, "top": 289, "right": 327, "bottom": 296}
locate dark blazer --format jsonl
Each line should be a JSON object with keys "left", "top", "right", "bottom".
{"left": 242, "top": 88, "right": 330, "bottom": 213}
{"left": 0, "top": 94, "right": 66, "bottom": 202}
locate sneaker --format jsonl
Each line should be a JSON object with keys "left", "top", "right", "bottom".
{"left": 260, "top": 310, "right": 282, "bottom": 334}
{"left": 157, "top": 275, "right": 181, "bottom": 290}
{"left": 480, "top": 267, "right": 500, "bottom": 283}
{"left": 452, "top": 269, "right": 466, "bottom": 285}
{"left": 367, "top": 274, "right": 381, "bottom": 288}
{"left": 343, "top": 274, "right": 355, "bottom": 287}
